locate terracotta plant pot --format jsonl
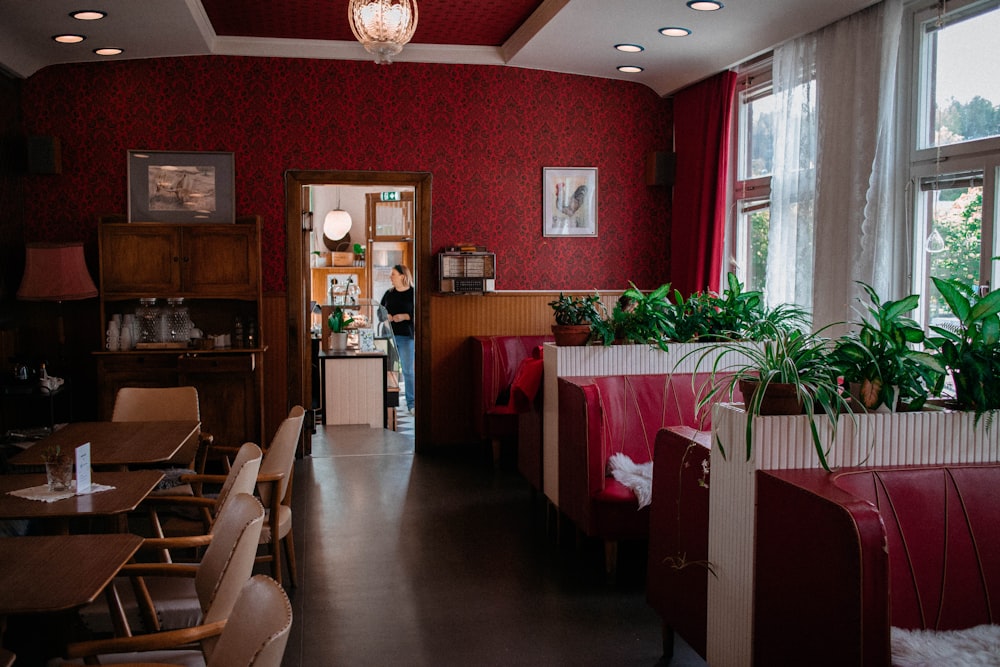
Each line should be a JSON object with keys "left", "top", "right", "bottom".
{"left": 738, "top": 378, "right": 804, "bottom": 415}
{"left": 551, "top": 324, "right": 592, "bottom": 346}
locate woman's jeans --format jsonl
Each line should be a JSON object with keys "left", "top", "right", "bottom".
{"left": 396, "top": 334, "right": 415, "bottom": 410}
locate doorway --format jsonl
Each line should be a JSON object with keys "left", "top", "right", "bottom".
{"left": 285, "top": 170, "right": 432, "bottom": 452}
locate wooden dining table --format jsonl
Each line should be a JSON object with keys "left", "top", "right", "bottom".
{"left": 0, "top": 533, "right": 143, "bottom": 662}
{"left": 0, "top": 470, "right": 164, "bottom": 534}
{"left": 6, "top": 421, "right": 200, "bottom": 471}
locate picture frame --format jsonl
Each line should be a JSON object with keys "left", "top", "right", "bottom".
{"left": 127, "top": 150, "right": 235, "bottom": 223}
{"left": 542, "top": 167, "right": 598, "bottom": 237}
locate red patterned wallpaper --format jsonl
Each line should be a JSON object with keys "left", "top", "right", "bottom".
{"left": 20, "top": 56, "right": 672, "bottom": 292}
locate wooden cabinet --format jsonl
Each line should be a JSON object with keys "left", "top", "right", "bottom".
{"left": 100, "top": 221, "right": 259, "bottom": 299}
{"left": 95, "top": 217, "right": 265, "bottom": 448}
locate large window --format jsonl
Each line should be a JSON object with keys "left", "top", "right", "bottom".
{"left": 731, "top": 60, "right": 774, "bottom": 294}
{"left": 910, "top": 0, "right": 1000, "bottom": 324}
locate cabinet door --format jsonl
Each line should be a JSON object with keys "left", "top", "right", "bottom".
{"left": 100, "top": 225, "right": 182, "bottom": 296}
{"left": 181, "top": 226, "right": 259, "bottom": 297}
{"left": 178, "top": 354, "right": 260, "bottom": 448}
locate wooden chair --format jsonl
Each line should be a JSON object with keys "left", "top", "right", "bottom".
{"left": 112, "top": 386, "right": 212, "bottom": 469}
{"left": 255, "top": 406, "right": 305, "bottom": 587}
{"left": 142, "top": 442, "right": 263, "bottom": 559}
{"left": 74, "top": 493, "right": 265, "bottom": 641}
{"left": 209, "top": 406, "right": 306, "bottom": 587}
{"left": 58, "top": 575, "right": 292, "bottom": 667}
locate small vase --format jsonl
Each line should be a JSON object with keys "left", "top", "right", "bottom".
{"left": 45, "top": 459, "right": 74, "bottom": 492}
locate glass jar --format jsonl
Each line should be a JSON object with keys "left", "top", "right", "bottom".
{"left": 136, "top": 298, "right": 161, "bottom": 343}
{"left": 166, "top": 298, "right": 192, "bottom": 343}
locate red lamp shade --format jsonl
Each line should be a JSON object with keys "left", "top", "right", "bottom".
{"left": 17, "top": 242, "right": 98, "bottom": 302}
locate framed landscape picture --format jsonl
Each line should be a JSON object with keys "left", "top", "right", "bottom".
{"left": 543, "top": 167, "right": 598, "bottom": 237}
{"left": 128, "top": 150, "right": 234, "bottom": 223}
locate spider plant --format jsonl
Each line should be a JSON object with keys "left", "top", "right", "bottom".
{"left": 684, "top": 321, "right": 853, "bottom": 471}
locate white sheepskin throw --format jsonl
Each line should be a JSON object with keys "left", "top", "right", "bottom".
{"left": 607, "top": 452, "right": 653, "bottom": 509}
{"left": 891, "top": 624, "right": 1000, "bottom": 667}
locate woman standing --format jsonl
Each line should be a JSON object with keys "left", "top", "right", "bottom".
{"left": 382, "top": 264, "right": 415, "bottom": 413}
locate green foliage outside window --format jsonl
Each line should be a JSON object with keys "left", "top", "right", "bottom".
{"left": 928, "top": 191, "right": 983, "bottom": 321}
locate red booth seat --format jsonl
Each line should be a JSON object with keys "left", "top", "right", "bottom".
{"left": 646, "top": 426, "right": 712, "bottom": 661}
{"left": 755, "top": 463, "right": 1000, "bottom": 666}
{"left": 471, "top": 335, "right": 551, "bottom": 478}
{"left": 556, "top": 373, "right": 714, "bottom": 573}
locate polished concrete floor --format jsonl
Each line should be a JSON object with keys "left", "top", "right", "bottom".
{"left": 281, "top": 418, "right": 706, "bottom": 666}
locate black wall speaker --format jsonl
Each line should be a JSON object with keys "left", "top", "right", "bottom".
{"left": 645, "top": 151, "right": 675, "bottom": 187}
{"left": 26, "top": 135, "right": 62, "bottom": 174}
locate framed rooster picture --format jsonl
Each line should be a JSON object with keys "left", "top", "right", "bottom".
{"left": 543, "top": 167, "right": 598, "bottom": 237}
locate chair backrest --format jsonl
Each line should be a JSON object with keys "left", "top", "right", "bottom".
{"left": 258, "top": 406, "right": 305, "bottom": 507}
{"left": 212, "top": 443, "right": 263, "bottom": 520}
{"left": 196, "top": 492, "right": 264, "bottom": 654}
{"left": 207, "top": 575, "right": 293, "bottom": 667}
{"left": 112, "top": 386, "right": 201, "bottom": 422}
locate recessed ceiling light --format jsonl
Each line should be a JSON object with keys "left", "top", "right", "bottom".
{"left": 614, "top": 44, "right": 644, "bottom": 53}
{"left": 70, "top": 10, "right": 107, "bottom": 20}
{"left": 659, "top": 26, "right": 692, "bottom": 37}
{"left": 687, "top": 0, "right": 723, "bottom": 10}
{"left": 617, "top": 65, "right": 644, "bottom": 73}
{"left": 53, "top": 34, "right": 86, "bottom": 44}
{"left": 94, "top": 47, "right": 123, "bottom": 56}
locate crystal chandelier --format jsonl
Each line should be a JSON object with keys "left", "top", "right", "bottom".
{"left": 348, "top": 0, "right": 418, "bottom": 65}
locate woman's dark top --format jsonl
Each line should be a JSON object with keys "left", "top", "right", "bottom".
{"left": 381, "top": 287, "right": 414, "bottom": 337}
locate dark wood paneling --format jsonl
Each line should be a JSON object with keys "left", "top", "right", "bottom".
{"left": 261, "top": 292, "right": 287, "bottom": 446}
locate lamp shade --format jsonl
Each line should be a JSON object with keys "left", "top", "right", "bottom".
{"left": 17, "top": 242, "right": 98, "bottom": 301}
{"left": 348, "top": 0, "right": 418, "bottom": 64}
{"left": 324, "top": 209, "right": 353, "bottom": 241}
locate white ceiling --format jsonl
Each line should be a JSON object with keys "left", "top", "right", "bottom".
{"left": 0, "top": 0, "right": 881, "bottom": 97}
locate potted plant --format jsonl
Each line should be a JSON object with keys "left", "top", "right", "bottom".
{"left": 926, "top": 276, "right": 1000, "bottom": 424}
{"left": 548, "top": 293, "right": 600, "bottom": 346}
{"left": 312, "top": 250, "right": 329, "bottom": 267}
{"left": 685, "top": 321, "right": 853, "bottom": 471}
{"left": 591, "top": 282, "right": 672, "bottom": 350}
{"left": 830, "top": 282, "right": 945, "bottom": 411}
{"left": 327, "top": 307, "right": 355, "bottom": 352}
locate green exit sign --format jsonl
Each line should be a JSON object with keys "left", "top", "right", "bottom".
{"left": 380, "top": 191, "right": 400, "bottom": 201}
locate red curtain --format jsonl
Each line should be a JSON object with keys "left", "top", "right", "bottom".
{"left": 670, "top": 70, "right": 737, "bottom": 297}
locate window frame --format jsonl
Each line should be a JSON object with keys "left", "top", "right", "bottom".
{"left": 905, "top": 0, "right": 1000, "bottom": 320}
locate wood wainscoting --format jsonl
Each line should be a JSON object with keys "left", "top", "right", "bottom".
{"left": 427, "top": 292, "right": 615, "bottom": 447}
{"left": 261, "top": 292, "right": 289, "bottom": 446}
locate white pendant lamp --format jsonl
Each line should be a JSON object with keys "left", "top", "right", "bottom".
{"left": 348, "top": 0, "right": 418, "bottom": 65}
{"left": 324, "top": 188, "right": 352, "bottom": 241}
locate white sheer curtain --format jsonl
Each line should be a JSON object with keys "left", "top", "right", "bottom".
{"left": 767, "top": 35, "right": 816, "bottom": 312}
{"left": 768, "top": 0, "right": 904, "bottom": 329}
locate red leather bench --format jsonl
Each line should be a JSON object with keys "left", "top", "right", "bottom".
{"left": 557, "top": 373, "right": 714, "bottom": 573}
{"left": 755, "top": 463, "right": 1000, "bottom": 666}
{"left": 646, "top": 426, "right": 712, "bottom": 661}
{"left": 471, "top": 336, "right": 550, "bottom": 478}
